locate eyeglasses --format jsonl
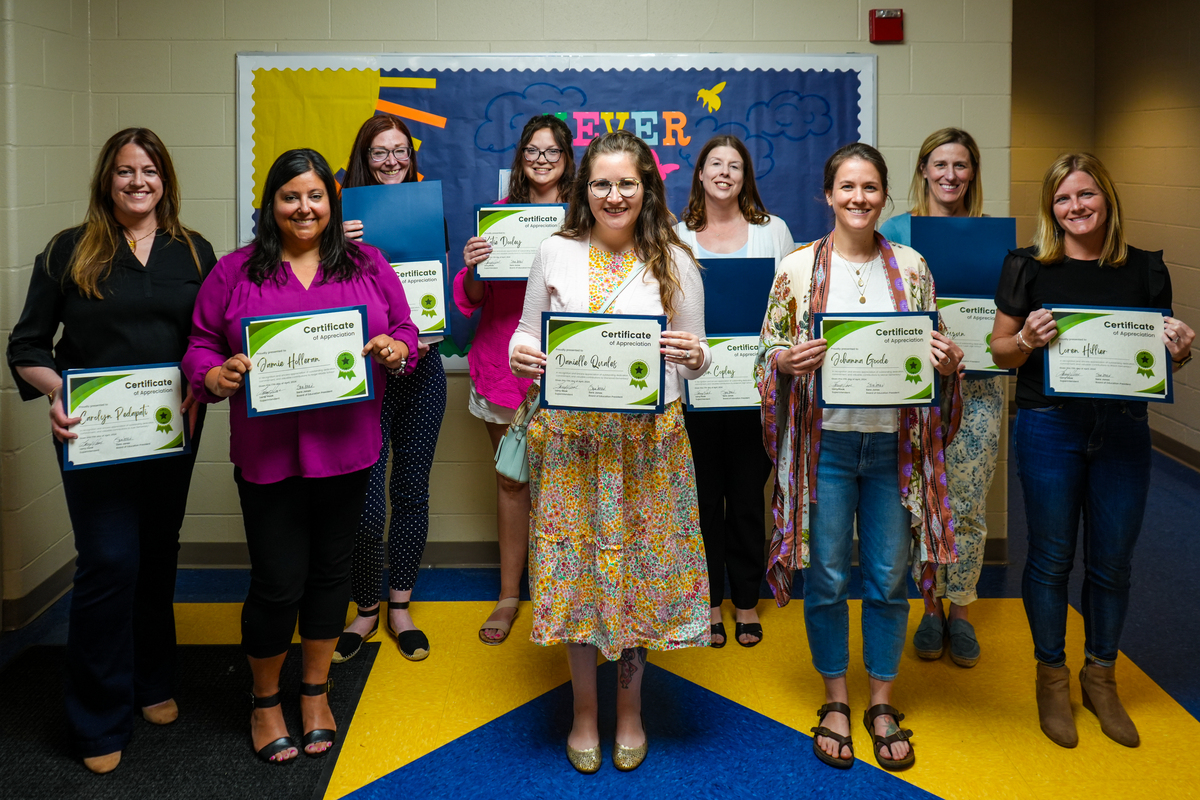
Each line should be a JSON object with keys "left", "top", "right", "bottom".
{"left": 588, "top": 179, "right": 642, "bottom": 199}
{"left": 523, "top": 146, "right": 564, "bottom": 163}
{"left": 368, "top": 147, "right": 412, "bottom": 163}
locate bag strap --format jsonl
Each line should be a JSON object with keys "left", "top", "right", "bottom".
{"left": 597, "top": 261, "right": 646, "bottom": 313}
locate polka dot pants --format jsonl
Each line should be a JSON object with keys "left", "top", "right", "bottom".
{"left": 351, "top": 342, "right": 447, "bottom": 606}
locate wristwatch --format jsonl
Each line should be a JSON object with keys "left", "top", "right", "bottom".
{"left": 1173, "top": 351, "right": 1193, "bottom": 368}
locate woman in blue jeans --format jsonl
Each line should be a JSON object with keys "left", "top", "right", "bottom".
{"left": 993, "top": 153, "right": 1194, "bottom": 749}
{"left": 757, "top": 143, "right": 962, "bottom": 771}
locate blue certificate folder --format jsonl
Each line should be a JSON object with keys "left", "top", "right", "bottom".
{"left": 909, "top": 216, "right": 1016, "bottom": 297}
{"left": 1042, "top": 304, "right": 1174, "bottom": 403}
{"left": 698, "top": 257, "right": 776, "bottom": 334}
{"left": 539, "top": 312, "right": 667, "bottom": 414}
{"left": 341, "top": 181, "right": 450, "bottom": 336}
{"left": 240, "top": 305, "right": 374, "bottom": 418}
{"left": 813, "top": 311, "right": 940, "bottom": 409}
{"left": 61, "top": 362, "right": 191, "bottom": 470}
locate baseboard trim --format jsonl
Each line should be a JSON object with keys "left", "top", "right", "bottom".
{"left": 422, "top": 541, "right": 501, "bottom": 567}
{"left": 178, "top": 542, "right": 250, "bottom": 568}
{"left": 2, "top": 559, "right": 74, "bottom": 631}
{"left": 1152, "top": 430, "right": 1200, "bottom": 472}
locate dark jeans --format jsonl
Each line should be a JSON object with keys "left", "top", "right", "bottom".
{"left": 56, "top": 411, "right": 203, "bottom": 758}
{"left": 684, "top": 409, "right": 772, "bottom": 609}
{"left": 1015, "top": 401, "right": 1152, "bottom": 667}
{"left": 236, "top": 467, "right": 371, "bottom": 658}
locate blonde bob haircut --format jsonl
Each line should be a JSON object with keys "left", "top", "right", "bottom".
{"left": 1033, "top": 153, "right": 1127, "bottom": 267}
{"left": 908, "top": 127, "right": 983, "bottom": 218}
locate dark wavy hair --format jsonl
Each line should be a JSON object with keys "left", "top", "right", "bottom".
{"left": 506, "top": 114, "right": 576, "bottom": 203}
{"left": 343, "top": 115, "right": 419, "bottom": 189}
{"left": 680, "top": 135, "right": 770, "bottom": 231}
{"left": 246, "top": 149, "right": 368, "bottom": 285}
{"left": 557, "top": 130, "right": 693, "bottom": 320}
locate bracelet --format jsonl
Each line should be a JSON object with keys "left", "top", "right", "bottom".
{"left": 1173, "top": 351, "right": 1193, "bottom": 368}
{"left": 386, "top": 357, "right": 409, "bottom": 376}
{"left": 1015, "top": 330, "right": 1033, "bottom": 354}
{"left": 47, "top": 387, "right": 59, "bottom": 406}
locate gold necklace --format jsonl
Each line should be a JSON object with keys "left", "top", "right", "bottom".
{"left": 834, "top": 246, "right": 880, "bottom": 304}
{"left": 124, "top": 228, "right": 157, "bottom": 252}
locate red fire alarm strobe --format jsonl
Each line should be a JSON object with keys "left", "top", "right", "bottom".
{"left": 869, "top": 8, "right": 904, "bottom": 43}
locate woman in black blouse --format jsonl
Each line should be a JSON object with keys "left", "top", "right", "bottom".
{"left": 7, "top": 128, "right": 216, "bottom": 774}
{"left": 992, "top": 153, "right": 1193, "bottom": 750}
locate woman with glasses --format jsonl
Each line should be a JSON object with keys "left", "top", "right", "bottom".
{"left": 334, "top": 115, "right": 447, "bottom": 665}
{"left": 674, "top": 134, "right": 794, "bottom": 648}
{"left": 509, "top": 130, "right": 710, "bottom": 773}
{"left": 456, "top": 114, "right": 576, "bottom": 645}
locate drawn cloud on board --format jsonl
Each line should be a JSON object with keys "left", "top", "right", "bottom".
{"left": 475, "top": 83, "right": 588, "bottom": 153}
{"left": 748, "top": 92, "right": 833, "bottom": 141}
{"left": 675, "top": 117, "right": 778, "bottom": 179}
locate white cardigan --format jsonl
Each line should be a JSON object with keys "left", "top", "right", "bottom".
{"left": 509, "top": 235, "right": 711, "bottom": 405}
{"left": 674, "top": 214, "right": 796, "bottom": 267}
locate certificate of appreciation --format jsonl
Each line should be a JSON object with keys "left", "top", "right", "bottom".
{"left": 474, "top": 204, "right": 567, "bottom": 280}
{"left": 62, "top": 363, "right": 189, "bottom": 470}
{"left": 540, "top": 312, "right": 666, "bottom": 414}
{"left": 815, "top": 312, "right": 939, "bottom": 408}
{"left": 392, "top": 260, "right": 447, "bottom": 336}
{"left": 937, "top": 296, "right": 1012, "bottom": 375}
{"left": 1044, "top": 305, "right": 1172, "bottom": 402}
{"left": 241, "top": 306, "right": 374, "bottom": 417}
{"left": 685, "top": 334, "right": 761, "bottom": 410}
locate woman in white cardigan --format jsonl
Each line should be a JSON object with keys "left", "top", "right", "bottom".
{"left": 509, "top": 130, "right": 711, "bottom": 774}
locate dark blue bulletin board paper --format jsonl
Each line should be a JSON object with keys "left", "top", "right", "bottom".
{"left": 698, "top": 257, "right": 776, "bottom": 334}
{"left": 909, "top": 216, "right": 1016, "bottom": 298}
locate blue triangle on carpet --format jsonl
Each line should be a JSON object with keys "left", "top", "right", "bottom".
{"left": 345, "top": 661, "right": 939, "bottom": 799}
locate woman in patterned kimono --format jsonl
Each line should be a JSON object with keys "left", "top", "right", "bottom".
{"left": 755, "top": 143, "right": 962, "bottom": 772}
{"left": 508, "top": 130, "right": 711, "bottom": 774}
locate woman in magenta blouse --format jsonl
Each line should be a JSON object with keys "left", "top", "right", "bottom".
{"left": 183, "top": 149, "right": 417, "bottom": 764}
{"left": 455, "top": 114, "right": 576, "bottom": 644}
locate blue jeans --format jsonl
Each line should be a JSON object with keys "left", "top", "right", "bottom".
{"left": 1015, "top": 401, "right": 1151, "bottom": 668}
{"left": 804, "top": 430, "right": 911, "bottom": 681}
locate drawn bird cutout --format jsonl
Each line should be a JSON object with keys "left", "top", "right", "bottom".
{"left": 697, "top": 82, "right": 726, "bottom": 113}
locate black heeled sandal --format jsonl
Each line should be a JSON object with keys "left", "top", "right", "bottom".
{"left": 387, "top": 601, "right": 430, "bottom": 662}
{"left": 709, "top": 622, "right": 727, "bottom": 649}
{"left": 332, "top": 604, "right": 380, "bottom": 664}
{"left": 299, "top": 679, "right": 337, "bottom": 757}
{"left": 250, "top": 692, "right": 298, "bottom": 765}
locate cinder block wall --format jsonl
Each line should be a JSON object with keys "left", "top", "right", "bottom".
{"left": 0, "top": 0, "right": 1014, "bottom": 628}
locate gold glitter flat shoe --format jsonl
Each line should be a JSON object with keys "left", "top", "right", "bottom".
{"left": 566, "top": 743, "right": 602, "bottom": 774}
{"left": 613, "top": 739, "right": 648, "bottom": 771}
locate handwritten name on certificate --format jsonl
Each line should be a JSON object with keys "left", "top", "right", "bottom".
{"left": 685, "top": 335, "right": 761, "bottom": 410}
{"left": 540, "top": 312, "right": 665, "bottom": 414}
{"left": 392, "top": 260, "right": 447, "bottom": 335}
{"left": 63, "top": 363, "right": 188, "bottom": 470}
{"left": 474, "top": 204, "right": 567, "bottom": 280}
{"left": 1045, "top": 305, "right": 1171, "bottom": 402}
{"left": 241, "top": 306, "right": 374, "bottom": 417}
{"left": 938, "top": 296, "right": 1011, "bottom": 375}
{"left": 816, "top": 312, "right": 939, "bottom": 408}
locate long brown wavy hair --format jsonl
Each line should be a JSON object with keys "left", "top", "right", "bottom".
{"left": 343, "top": 114, "right": 419, "bottom": 189}
{"left": 1033, "top": 153, "right": 1127, "bottom": 267}
{"left": 557, "top": 130, "right": 693, "bottom": 320}
{"left": 506, "top": 114, "right": 576, "bottom": 203}
{"left": 680, "top": 135, "right": 769, "bottom": 231}
{"left": 54, "top": 128, "right": 202, "bottom": 298}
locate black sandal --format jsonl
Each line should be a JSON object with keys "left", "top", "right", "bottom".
{"left": 299, "top": 680, "right": 336, "bottom": 757}
{"left": 250, "top": 692, "right": 297, "bottom": 765}
{"left": 387, "top": 601, "right": 430, "bottom": 662}
{"left": 332, "top": 604, "right": 380, "bottom": 664}
{"left": 735, "top": 621, "right": 764, "bottom": 648}
{"left": 810, "top": 702, "right": 854, "bottom": 769}
{"left": 709, "top": 622, "right": 727, "bottom": 649}
{"left": 862, "top": 703, "right": 914, "bottom": 771}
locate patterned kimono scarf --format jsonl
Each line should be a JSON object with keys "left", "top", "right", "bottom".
{"left": 756, "top": 232, "right": 962, "bottom": 606}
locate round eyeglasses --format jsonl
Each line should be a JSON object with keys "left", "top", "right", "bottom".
{"left": 523, "top": 147, "right": 564, "bottom": 163}
{"left": 587, "top": 179, "right": 642, "bottom": 199}
{"left": 368, "top": 147, "right": 412, "bottom": 163}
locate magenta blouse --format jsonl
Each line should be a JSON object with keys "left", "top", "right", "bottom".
{"left": 183, "top": 243, "right": 419, "bottom": 484}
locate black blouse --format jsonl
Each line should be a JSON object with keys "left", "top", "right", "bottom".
{"left": 7, "top": 227, "right": 218, "bottom": 402}
{"left": 995, "top": 245, "right": 1173, "bottom": 408}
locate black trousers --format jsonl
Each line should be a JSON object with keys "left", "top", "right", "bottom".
{"left": 235, "top": 467, "right": 370, "bottom": 658}
{"left": 684, "top": 409, "right": 772, "bottom": 609}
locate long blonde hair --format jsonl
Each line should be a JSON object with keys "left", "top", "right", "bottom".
{"left": 557, "top": 131, "right": 693, "bottom": 320}
{"left": 909, "top": 128, "right": 983, "bottom": 217}
{"left": 1033, "top": 153, "right": 1127, "bottom": 267}
{"left": 53, "top": 128, "right": 201, "bottom": 298}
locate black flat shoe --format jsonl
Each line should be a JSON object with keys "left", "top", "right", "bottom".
{"left": 388, "top": 601, "right": 430, "bottom": 662}
{"left": 299, "top": 680, "right": 336, "bottom": 758}
{"left": 250, "top": 691, "right": 297, "bottom": 765}
{"left": 709, "top": 622, "right": 727, "bottom": 649}
{"left": 333, "top": 604, "right": 380, "bottom": 664}
{"left": 735, "top": 621, "right": 764, "bottom": 648}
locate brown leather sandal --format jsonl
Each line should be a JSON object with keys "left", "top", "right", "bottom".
{"left": 862, "top": 703, "right": 914, "bottom": 771}
{"left": 478, "top": 597, "right": 520, "bottom": 645}
{"left": 810, "top": 702, "right": 854, "bottom": 769}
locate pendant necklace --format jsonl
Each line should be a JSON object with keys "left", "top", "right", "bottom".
{"left": 124, "top": 227, "right": 157, "bottom": 253}
{"left": 833, "top": 241, "right": 879, "bottom": 304}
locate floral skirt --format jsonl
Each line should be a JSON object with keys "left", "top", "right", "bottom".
{"left": 526, "top": 400, "right": 710, "bottom": 660}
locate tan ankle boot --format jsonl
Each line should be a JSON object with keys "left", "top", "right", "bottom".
{"left": 1035, "top": 663, "right": 1078, "bottom": 748}
{"left": 1080, "top": 661, "right": 1140, "bottom": 747}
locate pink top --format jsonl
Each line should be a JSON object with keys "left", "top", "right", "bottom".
{"left": 183, "top": 243, "right": 419, "bottom": 484}
{"left": 452, "top": 196, "right": 534, "bottom": 409}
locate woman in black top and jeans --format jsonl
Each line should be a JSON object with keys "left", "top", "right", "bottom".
{"left": 7, "top": 128, "right": 216, "bottom": 774}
